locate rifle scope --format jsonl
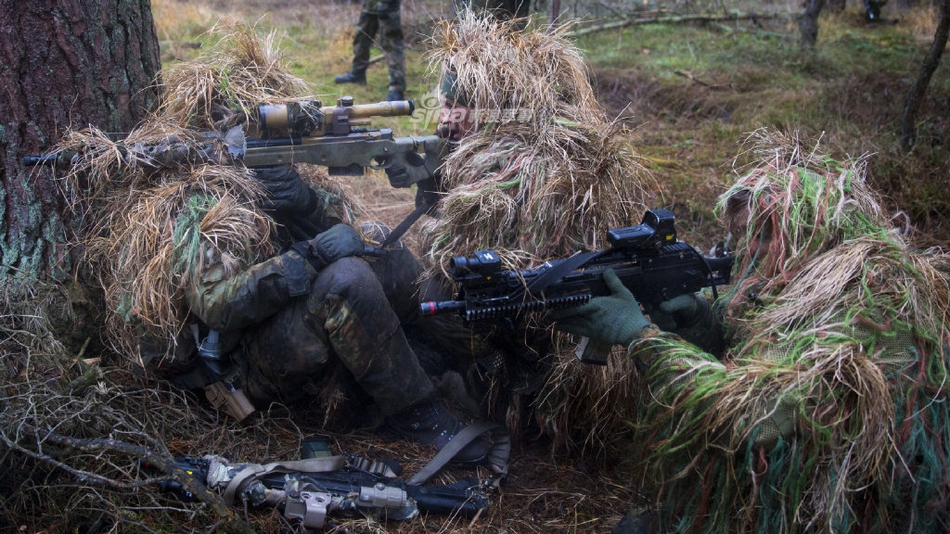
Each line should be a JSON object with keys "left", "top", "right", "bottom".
{"left": 258, "top": 98, "right": 415, "bottom": 137}
{"left": 450, "top": 250, "right": 502, "bottom": 277}
{"left": 607, "top": 208, "right": 678, "bottom": 250}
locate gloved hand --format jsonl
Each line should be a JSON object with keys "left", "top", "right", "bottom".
{"left": 293, "top": 224, "right": 364, "bottom": 270}
{"left": 548, "top": 269, "right": 650, "bottom": 346}
{"left": 649, "top": 293, "right": 710, "bottom": 330}
{"left": 385, "top": 164, "right": 411, "bottom": 188}
{"left": 254, "top": 165, "right": 317, "bottom": 215}
{"left": 650, "top": 293, "right": 725, "bottom": 355}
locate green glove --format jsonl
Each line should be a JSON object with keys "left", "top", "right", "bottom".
{"left": 293, "top": 224, "right": 364, "bottom": 270}
{"left": 650, "top": 293, "right": 724, "bottom": 355}
{"left": 650, "top": 293, "right": 709, "bottom": 329}
{"left": 548, "top": 269, "right": 649, "bottom": 346}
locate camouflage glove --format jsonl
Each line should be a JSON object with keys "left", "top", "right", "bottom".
{"left": 292, "top": 224, "right": 364, "bottom": 270}
{"left": 548, "top": 269, "right": 649, "bottom": 346}
{"left": 254, "top": 165, "right": 317, "bottom": 216}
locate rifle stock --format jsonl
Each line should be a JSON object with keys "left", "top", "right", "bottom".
{"left": 420, "top": 209, "right": 734, "bottom": 364}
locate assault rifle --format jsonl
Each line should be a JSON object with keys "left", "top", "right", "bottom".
{"left": 419, "top": 209, "right": 733, "bottom": 364}
{"left": 155, "top": 453, "right": 489, "bottom": 531}
{"left": 24, "top": 97, "right": 446, "bottom": 187}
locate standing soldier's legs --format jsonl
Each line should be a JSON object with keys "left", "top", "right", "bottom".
{"left": 379, "top": 8, "right": 406, "bottom": 98}
{"left": 336, "top": 11, "right": 378, "bottom": 83}
{"left": 351, "top": 11, "right": 379, "bottom": 76}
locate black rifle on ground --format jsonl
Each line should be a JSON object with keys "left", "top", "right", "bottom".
{"left": 154, "top": 453, "right": 489, "bottom": 531}
{"left": 419, "top": 209, "right": 733, "bottom": 364}
{"left": 24, "top": 97, "right": 446, "bottom": 187}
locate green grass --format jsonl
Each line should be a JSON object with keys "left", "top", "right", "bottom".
{"left": 569, "top": 10, "right": 950, "bottom": 243}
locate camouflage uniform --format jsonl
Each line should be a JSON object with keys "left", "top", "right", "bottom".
{"left": 348, "top": 0, "right": 405, "bottom": 94}
{"left": 165, "top": 183, "right": 434, "bottom": 417}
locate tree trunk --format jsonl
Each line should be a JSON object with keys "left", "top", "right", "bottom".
{"left": 0, "top": 0, "right": 161, "bottom": 282}
{"left": 900, "top": 0, "right": 950, "bottom": 152}
{"left": 799, "top": 0, "right": 826, "bottom": 49}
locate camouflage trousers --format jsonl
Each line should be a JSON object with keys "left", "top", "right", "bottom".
{"left": 350, "top": 1, "right": 405, "bottom": 92}
{"left": 242, "top": 255, "right": 433, "bottom": 416}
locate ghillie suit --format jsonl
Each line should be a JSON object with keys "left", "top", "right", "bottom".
{"left": 415, "top": 12, "right": 660, "bottom": 453}
{"left": 625, "top": 130, "right": 950, "bottom": 533}
{"left": 53, "top": 23, "right": 420, "bottom": 426}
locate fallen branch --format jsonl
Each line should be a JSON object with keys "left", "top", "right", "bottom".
{"left": 1, "top": 427, "right": 233, "bottom": 519}
{"left": 565, "top": 11, "right": 791, "bottom": 37}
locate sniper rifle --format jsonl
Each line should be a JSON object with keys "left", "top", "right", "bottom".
{"left": 24, "top": 97, "right": 446, "bottom": 187}
{"left": 419, "top": 209, "right": 734, "bottom": 364}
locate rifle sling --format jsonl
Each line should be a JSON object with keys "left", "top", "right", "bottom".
{"left": 378, "top": 200, "right": 431, "bottom": 250}
{"left": 407, "top": 422, "right": 510, "bottom": 487}
{"left": 520, "top": 250, "right": 604, "bottom": 301}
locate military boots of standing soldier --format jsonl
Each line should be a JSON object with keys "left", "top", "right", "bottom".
{"left": 334, "top": 71, "right": 367, "bottom": 85}
{"left": 387, "top": 398, "right": 491, "bottom": 463}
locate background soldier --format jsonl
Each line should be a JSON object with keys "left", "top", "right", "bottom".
{"left": 335, "top": 0, "right": 406, "bottom": 101}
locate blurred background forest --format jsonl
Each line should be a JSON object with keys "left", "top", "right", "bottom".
{"left": 1, "top": 0, "right": 948, "bottom": 533}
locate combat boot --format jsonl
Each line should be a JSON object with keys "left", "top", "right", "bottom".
{"left": 388, "top": 399, "right": 491, "bottom": 464}
{"left": 334, "top": 71, "right": 366, "bottom": 85}
{"left": 386, "top": 89, "right": 404, "bottom": 102}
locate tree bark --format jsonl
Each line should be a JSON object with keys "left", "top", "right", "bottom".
{"left": 799, "top": 0, "right": 826, "bottom": 49}
{"left": 0, "top": 0, "right": 161, "bottom": 282}
{"left": 900, "top": 0, "right": 950, "bottom": 152}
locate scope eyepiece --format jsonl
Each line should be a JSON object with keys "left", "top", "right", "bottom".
{"left": 450, "top": 250, "right": 502, "bottom": 277}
